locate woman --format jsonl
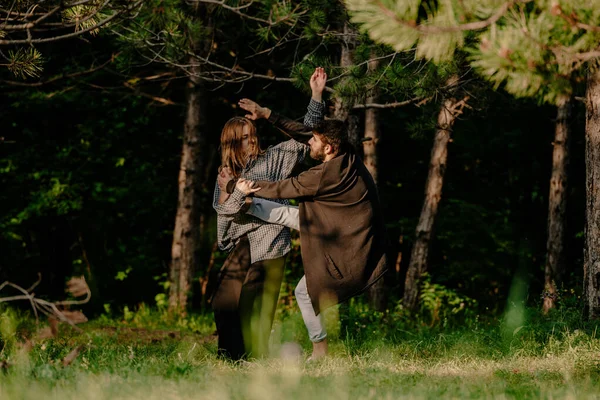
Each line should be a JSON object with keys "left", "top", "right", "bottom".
{"left": 211, "top": 68, "right": 326, "bottom": 360}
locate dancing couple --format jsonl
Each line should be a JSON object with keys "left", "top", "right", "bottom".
{"left": 211, "top": 67, "right": 388, "bottom": 361}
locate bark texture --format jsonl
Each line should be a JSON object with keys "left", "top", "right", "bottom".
{"left": 364, "top": 56, "right": 386, "bottom": 311}
{"left": 542, "top": 95, "right": 572, "bottom": 314}
{"left": 403, "top": 79, "right": 467, "bottom": 311}
{"left": 584, "top": 68, "right": 600, "bottom": 319}
{"left": 169, "top": 55, "right": 208, "bottom": 313}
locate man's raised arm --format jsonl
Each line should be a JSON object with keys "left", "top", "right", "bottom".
{"left": 238, "top": 68, "right": 327, "bottom": 144}
{"left": 303, "top": 66, "right": 327, "bottom": 129}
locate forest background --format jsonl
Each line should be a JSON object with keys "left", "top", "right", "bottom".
{"left": 1, "top": 0, "right": 600, "bottom": 397}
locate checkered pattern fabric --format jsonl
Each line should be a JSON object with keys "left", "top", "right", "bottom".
{"left": 304, "top": 98, "right": 325, "bottom": 128}
{"left": 213, "top": 99, "right": 325, "bottom": 264}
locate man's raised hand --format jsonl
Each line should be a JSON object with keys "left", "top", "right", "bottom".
{"left": 310, "top": 67, "right": 327, "bottom": 102}
{"left": 238, "top": 99, "right": 271, "bottom": 120}
{"left": 236, "top": 178, "right": 261, "bottom": 195}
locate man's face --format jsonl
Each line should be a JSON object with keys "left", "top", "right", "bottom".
{"left": 308, "top": 133, "right": 329, "bottom": 161}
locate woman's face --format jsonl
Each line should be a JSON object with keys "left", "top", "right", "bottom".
{"left": 240, "top": 123, "right": 251, "bottom": 154}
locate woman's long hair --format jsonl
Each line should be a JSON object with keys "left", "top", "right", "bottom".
{"left": 220, "top": 117, "right": 263, "bottom": 178}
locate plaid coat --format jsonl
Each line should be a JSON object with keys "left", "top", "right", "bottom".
{"left": 213, "top": 100, "right": 324, "bottom": 264}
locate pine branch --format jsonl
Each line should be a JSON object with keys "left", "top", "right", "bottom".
{"left": 353, "top": 96, "right": 431, "bottom": 109}
{"left": 351, "top": 0, "right": 530, "bottom": 34}
{"left": 185, "top": 0, "right": 307, "bottom": 26}
{"left": 0, "top": 0, "right": 144, "bottom": 45}
{"left": 5, "top": 47, "right": 43, "bottom": 79}
{"left": 571, "top": 48, "right": 600, "bottom": 62}
{"left": 0, "top": 6, "right": 61, "bottom": 30}
{"left": 550, "top": 4, "right": 600, "bottom": 33}
{"left": 0, "top": 54, "right": 117, "bottom": 86}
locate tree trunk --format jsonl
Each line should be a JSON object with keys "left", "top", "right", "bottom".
{"left": 332, "top": 23, "right": 361, "bottom": 152}
{"left": 584, "top": 68, "right": 600, "bottom": 319}
{"left": 364, "top": 56, "right": 386, "bottom": 311}
{"left": 542, "top": 95, "right": 572, "bottom": 314}
{"left": 363, "top": 56, "right": 379, "bottom": 184}
{"left": 168, "top": 57, "right": 208, "bottom": 314}
{"left": 332, "top": 22, "right": 354, "bottom": 121}
{"left": 403, "top": 83, "right": 465, "bottom": 311}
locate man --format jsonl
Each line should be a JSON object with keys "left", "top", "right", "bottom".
{"left": 223, "top": 117, "right": 388, "bottom": 360}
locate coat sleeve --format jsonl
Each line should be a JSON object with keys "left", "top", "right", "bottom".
{"left": 268, "top": 113, "right": 312, "bottom": 144}
{"left": 254, "top": 166, "right": 323, "bottom": 200}
{"left": 268, "top": 99, "right": 325, "bottom": 144}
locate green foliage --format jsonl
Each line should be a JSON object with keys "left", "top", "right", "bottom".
{"left": 468, "top": 6, "right": 585, "bottom": 103}
{"left": 0, "top": 87, "right": 181, "bottom": 308}
{"left": 418, "top": 273, "right": 478, "bottom": 326}
{"left": 62, "top": 4, "right": 107, "bottom": 35}
{"left": 94, "top": 302, "right": 216, "bottom": 336}
{"left": 1, "top": 1, "right": 135, "bottom": 78}
{"left": 115, "top": 0, "right": 204, "bottom": 64}
{"left": 345, "top": 0, "right": 468, "bottom": 62}
{"left": 2, "top": 304, "right": 600, "bottom": 399}
{"left": 0, "top": 307, "right": 20, "bottom": 351}
{"left": 345, "top": 0, "right": 600, "bottom": 104}
{"left": 0, "top": 0, "right": 589, "bottom": 324}
{"left": 0, "top": 306, "right": 36, "bottom": 358}
{"left": 6, "top": 48, "right": 43, "bottom": 79}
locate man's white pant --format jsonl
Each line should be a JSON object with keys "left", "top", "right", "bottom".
{"left": 247, "top": 198, "right": 327, "bottom": 343}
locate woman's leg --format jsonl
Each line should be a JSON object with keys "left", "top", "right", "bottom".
{"left": 239, "top": 255, "right": 286, "bottom": 359}
{"left": 247, "top": 198, "right": 300, "bottom": 231}
{"left": 211, "top": 237, "right": 251, "bottom": 360}
{"left": 294, "top": 275, "right": 327, "bottom": 358}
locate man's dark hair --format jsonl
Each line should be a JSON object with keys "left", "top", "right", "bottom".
{"left": 313, "top": 119, "right": 348, "bottom": 154}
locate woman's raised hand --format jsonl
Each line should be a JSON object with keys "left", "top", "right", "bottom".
{"left": 238, "top": 99, "right": 271, "bottom": 120}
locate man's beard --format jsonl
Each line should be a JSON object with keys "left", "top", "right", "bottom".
{"left": 310, "top": 147, "right": 326, "bottom": 162}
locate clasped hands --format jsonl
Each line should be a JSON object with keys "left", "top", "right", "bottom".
{"left": 236, "top": 178, "right": 261, "bottom": 195}
{"left": 218, "top": 166, "right": 261, "bottom": 195}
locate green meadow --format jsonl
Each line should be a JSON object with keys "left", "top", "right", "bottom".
{"left": 2, "top": 302, "right": 599, "bottom": 400}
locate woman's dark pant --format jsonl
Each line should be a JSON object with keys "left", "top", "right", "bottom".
{"left": 212, "top": 236, "right": 285, "bottom": 360}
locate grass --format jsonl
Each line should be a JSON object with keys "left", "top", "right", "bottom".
{"left": 1, "top": 303, "right": 600, "bottom": 399}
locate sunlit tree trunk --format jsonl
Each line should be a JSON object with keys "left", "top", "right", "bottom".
{"left": 169, "top": 22, "right": 210, "bottom": 312}
{"left": 584, "top": 68, "right": 600, "bottom": 319}
{"left": 364, "top": 55, "right": 386, "bottom": 310}
{"left": 542, "top": 95, "right": 572, "bottom": 314}
{"left": 404, "top": 77, "right": 466, "bottom": 311}
{"left": 363, "top": 56, "right": 379, "bottom": 184}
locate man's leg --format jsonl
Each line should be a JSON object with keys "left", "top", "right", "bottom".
{"left": 247, "top": 198, "right": 300, "bottom": 230}
{"left": 294, "top": 275, "right": 328, "bottom": 359}
{"left": 211, "top": 237, "right": 251, "bottom": 360}
{"left": 239, "top": 256, "right": 286, "bottom": 358}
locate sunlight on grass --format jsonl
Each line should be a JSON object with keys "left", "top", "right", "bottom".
{"left": 1, "top": 305, "right": 600, "bottom": 399}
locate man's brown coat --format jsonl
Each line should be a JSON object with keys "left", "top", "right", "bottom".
{"left": 255, "top": 146, "right": 388, "bottom": 314}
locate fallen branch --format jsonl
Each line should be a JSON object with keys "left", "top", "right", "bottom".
{"left": 62, "top": 345, "right": 83, "bottom": 367}
{"left": 0, "top": 274, "right": 91, "bottom": 332}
